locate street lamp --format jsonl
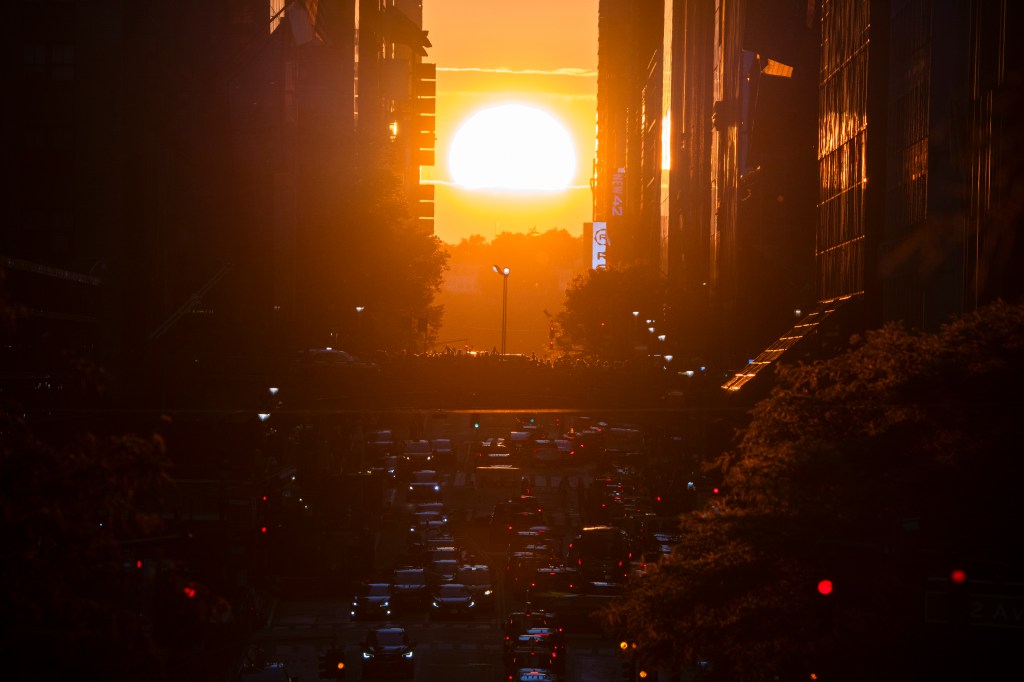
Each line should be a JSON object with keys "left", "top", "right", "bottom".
{"left": 492, "top": 264, "right": 511, "bottom": 355}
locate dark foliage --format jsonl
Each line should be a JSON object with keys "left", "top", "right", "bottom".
{"left": 601, "top": 300, "right": 1024, "bottom": 681}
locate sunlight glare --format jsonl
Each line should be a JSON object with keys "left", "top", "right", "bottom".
{"left": 449, "top": 104, "right": 576, "bottom": 191}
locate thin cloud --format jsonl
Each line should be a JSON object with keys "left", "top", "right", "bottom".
{"left": 426, "top": 179, "right": 592, "bottom": 191}
{"left": 438, "top": 66, "right": 597, "bottom": 78}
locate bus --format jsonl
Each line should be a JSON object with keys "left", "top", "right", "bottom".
{"left": 566, "top": 525, "right": 633, "bottom": 584}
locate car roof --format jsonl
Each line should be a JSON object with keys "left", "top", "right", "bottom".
{"left": 239, "top": 662, "right": 291, "bottom": 681}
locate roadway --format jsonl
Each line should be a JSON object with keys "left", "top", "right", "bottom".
{"left": 242, "top": 414, "right": 625, "bottom": 681}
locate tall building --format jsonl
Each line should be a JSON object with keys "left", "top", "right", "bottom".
{"left": 357, "top": 0, "right": 436, "bottom": 234}
{"left": 593, "top": 0, "right": 664, "bottom": 269}
{"left": 3, "top": 0, "right": 438, "bottom": 409}
{"left": 655, "top": 0, "right": 818, "bottom": 374}
{"left": 722, "top": 0, "right": 1024, "bottom": 392}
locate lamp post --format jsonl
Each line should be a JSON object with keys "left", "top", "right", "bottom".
{"left": 492, "top": 264, "right": 510, "bottom": 355}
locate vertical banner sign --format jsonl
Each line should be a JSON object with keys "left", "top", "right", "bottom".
{"left": 612, "top": 168, "right": 625, "bottom": 216}
{"left": 592, "top": 222, "right": 608, "bottom": 270}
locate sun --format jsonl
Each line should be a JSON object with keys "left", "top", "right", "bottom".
{"left": 449, "top": 104, "right": 576, "bottom": 192}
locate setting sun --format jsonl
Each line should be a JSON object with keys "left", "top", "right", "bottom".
{"left": 448, "top": 103, "right": 576, "bottom": 192}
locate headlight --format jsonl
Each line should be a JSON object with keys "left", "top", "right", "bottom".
{"left": 362, "top": 652, "right": 373, "bottom": 659}
{"left": 382, "top": 600, "right": 389, "bottom": 607}
{"left": 432, "top": 601, "right": 440, "bottom": 608}
{"left": 468, "top": 601, "right": 476, "bottom": 608}
{"left": 402, "top": 650, "right": 414, "bottom": 659}
{"left": 484, "top": 589, "right": 493, "bottom": 596}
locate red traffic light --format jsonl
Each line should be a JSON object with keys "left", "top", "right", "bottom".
{"left": 950, "top": 568, "right": 967, "bottom": 584}
{"left": 817, "top": 579, "right": 833, "bottom": 595}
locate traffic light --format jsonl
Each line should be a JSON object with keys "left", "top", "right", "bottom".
{"left": 471, "top": 413, "right": 480, "bottom": 429}
{"left": 815, "top": 578, "right": 835, "bottom": 633}
{"left": 319, "top": 647, "right": 345, "bottom": 678}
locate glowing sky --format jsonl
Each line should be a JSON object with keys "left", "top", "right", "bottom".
{"left": 422, "top": 0, "right": 599, "bottom": 245}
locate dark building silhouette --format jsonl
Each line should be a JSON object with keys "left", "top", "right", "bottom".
{"left": 4, "top": 0, "right": 435, "bottom": 409}
{"left": 591, "top": 0, "right": 1023, "bottom": 389}
{"left": 593, "top": 0, "right": 664, "bottom": 268}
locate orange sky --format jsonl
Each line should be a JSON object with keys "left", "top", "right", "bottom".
{"left": 422, "top": 1, "right": 599, "bottom": 246}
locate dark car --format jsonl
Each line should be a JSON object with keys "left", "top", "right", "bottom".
{"left": 510, "top": 669, "right": 557, "bottom": 682}
{"left": 391, "top": 568, "right": 430, "bottom": 612}
{"left": 401, "top": 439, "right": 434, "bottom": 474}
{"left": 429, "top": 582, "right": 476, "bottom": 619}
{"left": 238, "top": 661, "right": 295, "bottom": 682}
{"left": 529, "top": 439, "right": 562, "bottom": 467}
{"left": 427, "top": 557, "right": 460, "bottom": 585}
{"left": 503, "top": 610, "right": 560, "bottom": 654}
{"left": 473, "top": 437, "right": 512, "bottom": 464}
{"left": 430, "top": 438, "right": 456, "bottom": 469}
{"left": 407, "top": 481, "right": 443, "bottom": 505}
{"left": 455, "top": 564, "right": 496, "bottom": 609}
{"left": 360, "top": 625, "right": 416, "bottom": 679}
{"left": 519, "top": 626, "right": 566, "bottom": 663}
{"left": 526, "top": 564, "right": 579, "bottom": 600}
{"left": 350, "top": 582, "right": 392, "bottom": 621}
{"left": 504, "top": 635, "right": 558, "bottom": 673}
{"left": 367, "top": 430, "right": 397, "bottom": 458}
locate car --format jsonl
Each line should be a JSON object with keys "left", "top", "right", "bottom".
{"left": 401, "top": 439, "right": 434, "bottom": 473}
{"left": 473, "top": 437, "right": 512, "bottom": 464}
{"left": 507, "top": 430, "right": 534, "bottom": 459}
{"left": 410, "top": 508, "right": 446, "bottom": 531}
{"left": 367, "top": 430, "right": 397, "bottom": 458}
{"left": 519, "top": 626, "right": 566, "bottom": 663}
{"left": 367, "top": 454, "right": 400, "bottom": 480}
{"left": 517, "top": 495, "right": 544, "bottom": 514}
{"left": 503, "top": 610, "right": 560, "bottom": 653}
{"left": 430, "top": 438, "right": 456, "bottom": 469}
{"left": 427, "top": 557, "right": 460, "bottom": 584}
{"left": 360, "top": 624, "right": 416, "bottom": 679}
{"left": 407, "top": 480, "right": 443, "bottom": 505}
{"left": 504, "top": 635, "right": 558, "bottom": 674}
{"left": 553, "top": 438, "right": 575, "bottom": 461}
{"left": 409, "top": 468, "right": 440, "bottom": 483}
{"left": 504, "top": 626, "right": 566, "bottom": 672}
{"left": 237, "top": 661, "right": 295, "bottom": 682}
{"left": 430, "top": 582, "right": 476, "bottom": 619}
{"left": 529, "top": 439, "right": 562, "bottom": 467}
{"left": 510, "top": 668, "right": 558, "bottom": 682}
{"left": 426, "top": 543, "right": 460, "bottom": 564}
{"left": 390, "top": 567, "right": 430, "bottom": 612}
{"left": 407, "top": 524, "right": 452, "bottom": 559}
{"left": 351, "top": 581, "right": 393, "bottom": 621}
{"left": 455, "top": 563, "right": 496, "bottom": 609}
{"left": 505, "top": 551, "right": 559, "bottom": 599}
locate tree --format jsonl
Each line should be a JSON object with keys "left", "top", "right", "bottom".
{"left": 555, "top": 265, "right": 667, "bottom": 360}
{"left": 435, "top": 228, "right": 585, "bottom": 355}
{"left": 600, "top": 300, "right": 1024, "bottom": 681}
{"left": 306, "top": 133, "right": 449, "bottom": 355}
{"left": 0, "top": 281, "right": 175, "bottom": 678}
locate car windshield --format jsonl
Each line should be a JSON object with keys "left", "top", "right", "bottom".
{"left": 366, "top": 584, "right": 390, "bottom": 597}
{"left": 432, "top": 559, "right": 458, "bottom": 575}
{"left": 373, "top": 629, "right": 407, "bottom": 647}
{"left": 437, "top": 584, "right": 468, "bottom": 597}
{"left": 457, "top": 568, "right": 492, "bottom": 585}
{"left": 395, "top": 570, "right": 425, "bottom": 585}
